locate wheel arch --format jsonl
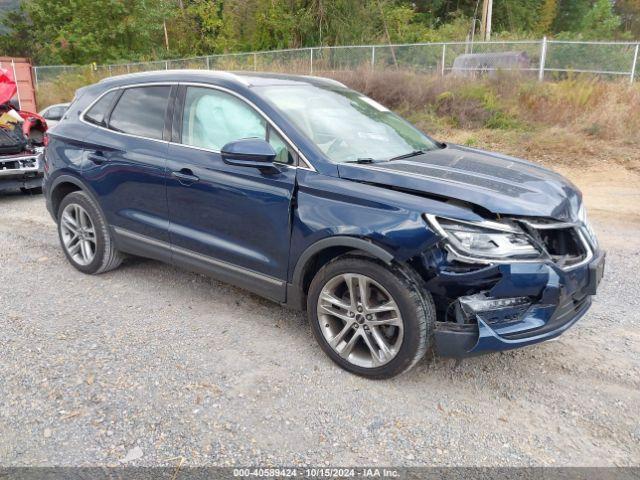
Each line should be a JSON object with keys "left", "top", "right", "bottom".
{"left": 286, "top": 236, "right": 395, "bottom": 310}
{"left": 49, "top": 175, "right": 99, "bottom": 220}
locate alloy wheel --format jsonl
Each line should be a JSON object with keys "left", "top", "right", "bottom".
{"left": 60, "top": 203, "right": 97, "bottom": 266}
{"left": 317, "top": 273, "right": 404, "bottom": 368}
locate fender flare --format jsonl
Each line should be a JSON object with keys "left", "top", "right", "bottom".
{"left": 48, "top": 173, "right": 103, "bottom": 219}
{"left": 287, "top": 236, "right": 395, "bottom": 309}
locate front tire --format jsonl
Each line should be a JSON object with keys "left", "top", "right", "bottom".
{"left": 57, "top": 191, "right": 123, "bottom": 274}
{"left": 307, "top": 255, "right": 435, "bottom": 379}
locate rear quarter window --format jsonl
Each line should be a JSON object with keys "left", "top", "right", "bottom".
{"left": 108, "top": 86, "right": 171, "bottom": 140}
{"left": 84, "top": 90, "right": 118, "bottom": 127}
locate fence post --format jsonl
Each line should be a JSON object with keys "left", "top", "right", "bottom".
{"left": 165, "top": 61, "right": 169, "bottom": 70}
{"left": 371, "top": 45, "right": 376, "bottom": 70}
{"left": 33, "top": 67, "right": 38, "bottom": 88}
{"left": 538, "top": 36, "right": 547, "bottom": 82}
{"left": 441, "top": 44, "right": 447, "bottom": 76}
{"left": 309, "top": 48, "right": 314, "bottom": 75}
{"left": 253, "top": 53, "right": 257, "bottom": 71}
{"left": 631, "top": 44, "right": 639, "bottom": 85}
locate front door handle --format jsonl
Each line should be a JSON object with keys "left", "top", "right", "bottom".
{"left": 172, "top": 168, "right": 200, "bottom": 185}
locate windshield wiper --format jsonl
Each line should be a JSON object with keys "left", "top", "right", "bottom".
{"left": 388, "top": 150, "right": 426, "bottom": 161}
{"left": 345, "top": 157, "right": 379, "bottom": 164}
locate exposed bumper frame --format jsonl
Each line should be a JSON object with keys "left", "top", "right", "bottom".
{"left": 433, "top": 250, "right": 605, "bottom": 358}
{"left": 0, "top": 149, "right": 44, "bottom": 192}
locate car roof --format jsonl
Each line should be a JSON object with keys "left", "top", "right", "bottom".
{"left": 97, "top": 69, "right": 347, "bottom": 90}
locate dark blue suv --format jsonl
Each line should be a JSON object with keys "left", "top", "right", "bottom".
{"left": 43, "top": 71, "right": 605, "bottom": 378}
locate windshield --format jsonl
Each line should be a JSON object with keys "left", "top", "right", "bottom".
{"left": 256, "top": 85, "right": 441, "bottom": 164}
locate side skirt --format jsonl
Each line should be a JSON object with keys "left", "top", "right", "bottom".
{"left": 112, "top": 227, "right": 286, "bottom": 302}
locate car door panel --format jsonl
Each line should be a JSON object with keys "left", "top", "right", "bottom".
{"left": 166, "top": 145, "right": 295, "bottom": 299}
{"left": 82, "top": 129, "right": 170, "bottom": 247}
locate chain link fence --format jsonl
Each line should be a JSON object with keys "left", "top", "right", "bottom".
{"left": 33, "top": 39, "right": 640, "bottom": 88}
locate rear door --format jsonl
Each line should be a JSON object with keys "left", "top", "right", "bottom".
{"left": 81, "top": 85, "right": 173, "bottom": 259}
{"left": 165, "top": 85, "right": 298, "bottom": 301}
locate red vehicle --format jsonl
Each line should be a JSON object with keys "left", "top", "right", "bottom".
{"left": 0, "top": 64, "right": 48, "bottom": 193}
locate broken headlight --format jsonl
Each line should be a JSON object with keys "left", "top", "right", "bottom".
{"left": 426, "top": 215, "right": 542, "bottom": 261}
{"left": 578, "top": 204, "right": 598, "bottom": 249}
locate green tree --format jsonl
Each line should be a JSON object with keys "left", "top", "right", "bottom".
{"left": 615, "top": 0, "right": 640, "bottom": 36}
{"left": 580, "top": 0, "right": 622, "bottom": 38}
{"left": 553, "top": 0, "right": 591, "bottom": 33}
{"left": 537, "top": 0, "right": 558, "bottom": 34}
{"left": 0, "top": 0, "right": 170, "bottom": 64}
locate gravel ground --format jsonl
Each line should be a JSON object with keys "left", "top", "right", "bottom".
{"left": 1, "top": 192, "right": 639, "bottom": 467}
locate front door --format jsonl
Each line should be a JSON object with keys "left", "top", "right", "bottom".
{"left": 165, "top": 85, "right": 298, "bottom": 301}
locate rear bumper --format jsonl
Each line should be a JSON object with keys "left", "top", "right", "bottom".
{"left": 433, "top": 250, "right": 605, "bottom": 358}
{"left": 0, "top": 149, "right": 44, "bottom": 192}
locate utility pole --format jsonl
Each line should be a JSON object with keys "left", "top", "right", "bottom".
{"left": 163, "top": 19, "right": 170, "bottom": 51}
{"left": 480, "top": 0, "right": 493, "bottom": 41}
{"left": 377, "top": 0, "right": 398, "bottom": 69}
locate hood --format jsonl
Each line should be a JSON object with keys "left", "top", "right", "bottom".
{"left": 337, "top": 144, "right": 582, "bottom": 221}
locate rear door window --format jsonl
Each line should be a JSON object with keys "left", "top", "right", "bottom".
{"left": 84, "top": 91, "right": 118, "bottom": 127}
{"left": 108, "top": 86, "right": 171, "bottom": 140}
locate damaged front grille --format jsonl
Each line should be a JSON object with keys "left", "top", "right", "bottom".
{"left": 0, "top": 153, "right": 41, "bottom": 177}
{"left": 520, "top": 219, "right": 593, "bottom": 270}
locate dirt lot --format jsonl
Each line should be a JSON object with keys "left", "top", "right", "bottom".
{"left": 1, "top": 168, "right": 639, "bottom": 467}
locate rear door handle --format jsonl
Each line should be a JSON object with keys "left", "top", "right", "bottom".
{"left": 87, "top": 152, "right": 106, "bottom": 165}
{"left": 172, "top": 168, "right": 199, "bottom": 185}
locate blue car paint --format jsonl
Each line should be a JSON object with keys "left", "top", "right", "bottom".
{"left": 43, "top": 70, "right": 604, "bottom": 358}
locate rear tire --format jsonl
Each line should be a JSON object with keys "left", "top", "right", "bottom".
{"left": 307, "top": 255, "right": 435, "bottom": 379}
{"left": 57, "top": 191, "right": 123, "bottom": 274}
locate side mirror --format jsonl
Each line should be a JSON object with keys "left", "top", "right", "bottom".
{"left": 221, "top": 138, "right": 277, "bottom": 169}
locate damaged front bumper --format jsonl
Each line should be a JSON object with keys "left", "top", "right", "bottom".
{"left": 429, "top": 249, "right": 605, "bottom": 357}
{"left": 0, "top": 148, "right": 44, "bottom": 192}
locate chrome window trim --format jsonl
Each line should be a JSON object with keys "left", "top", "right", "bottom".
{"left": 79, "top": 81, "right": 316, "bottom": 172}
{"left": 79, "top": 82, "right": 172, "bottom": 146}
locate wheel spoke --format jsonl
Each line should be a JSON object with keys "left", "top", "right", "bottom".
{"left": 80, "top": 239, "right": 90, "bottom": 261}
{"left": 358, "top": 276, "right": 370, "bottom": 309}
{"left": 370, "top": 326, "right": 394, "bottom": 361}
{"left": 343, "top": 274, "right": 357, "bottom": 308}
{"left": 328, "top": 322, "right": 353, "bottom": 348}
{"left": 319, "top": 304, "right": 352, "bottom": 322}
{"left": 367, "top": 300, "right": 398, "bottom": 314}
{"left": 68, "top": 238, "right": 81, "bottom": 255}
{"left": 320, "top": 292, "right": 351, "bottom": 311}
{"left": 337, "top": 329, "right": 360, "bottom": 359}
{"left": 360, "top": 330, "right": 382, "bottom": 367}
{"left": 61, "top": 213, "right": 78, "bottom": 233}
{"left": 76, "top": 205, "right": 88, "bottom": 228}
{"left": 367, "top": 315, "right": 402, "bottom": 327}
{"left": 64, "top": 232, "right": 79, "bottom": 248}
